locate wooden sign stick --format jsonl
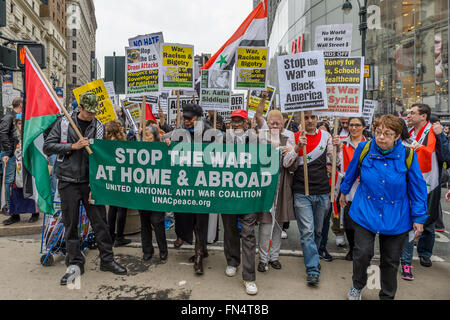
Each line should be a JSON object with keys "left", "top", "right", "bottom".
{"left": 176, "top": 90, "right": 181, "bottom": 129}
{"left": 140, "top": 96, "right": 147, "bottom": 140}
{"left": 301, "top": 111, "right": 309, "bottom": 196}
{"left": 285, "top": 112, "right": 294, "bottom": 129}
{"left": 214, "top": 111, "right": 217, "bottom": 130}
{"left": 330, "top": 117, "right": 339, "bottom": 203}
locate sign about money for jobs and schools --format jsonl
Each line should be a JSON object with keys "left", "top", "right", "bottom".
{"left": 89, "top": 140, "right": 280, "bottom": 214}
{"left": 235, "top": 47, "right": 268, "bottom": 90}
{"left": 314, "top": 24, "right": 353, "bottom": 57}
{"left": 316, "top": 57, "right": 364, "bottom": 117}
{"left": 200, "top": 69, "right": 232, "bottom": 112}
{"left": 247, "top": 85, "right": 276, "bottom": 118}
{"left": 161, "top": 43, "right": 194, "bottom": 90}
{"left": 277, "top": 51, "right": 328, "bottom": 113}
{"left": 73, "top": 79, "right": 117, "bottom": 124}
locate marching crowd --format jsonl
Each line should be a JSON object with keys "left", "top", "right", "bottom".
{"left": 1, "top": 92, "right": 449, "bottom": 300}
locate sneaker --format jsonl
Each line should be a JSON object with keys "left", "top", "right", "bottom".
{"left": 419, "top": 256, "right": 432, "bottom": 267}
{"left": 225, "top": 266, "right": 237, "bottom": 277}
{"left": 243, "top": 281, "right": 258, "bottom": 295}
{"left": 269, "top": 260, "right": 282, "bottom": 269}
{"left": 347, "top": 286, "right": 362, "bottom": 300}
{"left": 306, "top": 274, "right": 320, "bottom": 286}
{"left": 281, "top": 230, "right": 288, "bottom": 239}
{"left": 257, "top": 261, "right": 268, "bottom": 272}
{"left": 318, "top": 248, "right": 333, "bottom": 262}
{"left": 335, "top": 235, "right": 345, "bottom": 247}
{"left": 401, "top": 264, "right": 414, "bottom": 281}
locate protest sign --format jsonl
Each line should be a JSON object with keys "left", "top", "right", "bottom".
{"left": 89, "top": 140, "right": 280, "bottom": 214}
{"left": 362, "top": 100, "right": 377, "bottom": 126}
{"left": 126, "top": 45, "right": 160, "bottom": 96}
{"left": 73, "top": 79, "right": 117, "bottom": 124}
{"left": 200, "top": 69, "right": 231, "bottom": 112}
{"left": 314, "top": 24, "right": 353, "bottom": 57}
{"left": 277, "top": 51, "right": 328, "bottom": 112}
{"left": 167, "top": 96, "right": 199, "bottom": 127}
{"left": 316, "top": 57, "right": 364, "bottom": 117}
{"left": 247, "top": 85, "right": 275, "bottom": 118}
{"left": 161, "top": 43, "right": 194, "bottom": 90}
{"left": 104, "top": 81, "right": 116, "bottom": 105}
{"left": 128, "top": 32, "right": 164, "bottom": 49}
{"left": 235, "top": 47, "right": 268, "bottom": 90}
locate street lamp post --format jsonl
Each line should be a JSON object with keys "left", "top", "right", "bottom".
{"left": 343, "top": 0, "right": 368, "bottom": 101}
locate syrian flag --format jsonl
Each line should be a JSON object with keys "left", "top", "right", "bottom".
{"left": 23, "top": 50, "right": 62, "bottom": 214}
{"left": 202, "top": 0, "right": 267, "bottom": 71}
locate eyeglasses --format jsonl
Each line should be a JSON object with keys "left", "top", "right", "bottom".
{"left": 375, "top": 130, "right": 396, "bottom": 138}
{"left": 349, "top": 123, "right": 363, "bottom": 127}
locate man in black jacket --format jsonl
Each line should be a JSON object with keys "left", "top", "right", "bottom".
{"left": 44, "top": 92, "right": 127, "bottom": 285}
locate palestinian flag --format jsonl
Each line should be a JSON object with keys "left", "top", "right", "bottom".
{"left": 410, "top": 121, "right": 440, "bottom": 225}
{"left": 202, "top": 0, "right": 267, "bottom": 71}
{"left": 23, "top": 49, "right": 62, "bottom": 214}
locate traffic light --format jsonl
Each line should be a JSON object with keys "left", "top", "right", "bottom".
{"left": 17, "top": 43, "right": 46, "bottom": 69}
{"left": 0, "top": 45, "right": 17, "bottom": 70}
{"left": 0, "top": 0, "right": 6, "bottom": 28}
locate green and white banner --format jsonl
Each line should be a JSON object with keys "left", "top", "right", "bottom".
{"left": 89, "top": 140, "right": 280, "bottom": 214}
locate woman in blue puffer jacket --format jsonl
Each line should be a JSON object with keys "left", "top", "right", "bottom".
{"left": 339, "top": 114, "right": 428, "bottom": 300}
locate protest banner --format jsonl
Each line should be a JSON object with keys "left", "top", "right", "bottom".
{"left": 161, "top": 43, "right": 194, "bottom": 90}
{"left": 247, "top": 85, "right": 275, "bottom": 118}
{"left": 167, "top": 95, "right": 200, "bottom": 127}
{"left": 277, "top": 51, "right": 328, "bottom": 113}
{"left": 73, "top": 78, "right": 117, "bottom": 124}
{"left": 126, "top": 46, "right": 160, "bottom": 96}
{"left": 314, "top": 24, "right": 353, "bottom": 57}
{"left": 89, "top": 140, "right": 280, "bottom": 214}
{"left": 235, "top": 47, "right": 268, "bottom": 90}
{"left": 104, "top": 81, "right": 116, "bottom": 105}
{"left": 200, "top": 69, "right": 231, "bottom": 112}
{"left": 362, "top": 100, "right": 377, "bottom": 126}
{"left": 316, "top": 57, "right": 364, "bottom": 118}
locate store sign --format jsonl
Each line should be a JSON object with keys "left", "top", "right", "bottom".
{"left": 364, "top": 65, "right": 370, "bottom": 78}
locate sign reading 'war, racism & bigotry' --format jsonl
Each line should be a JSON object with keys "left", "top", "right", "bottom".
{"left": 89, "top": 140, "right": 280, "bottom": 214}
{"left": 235, "top": 47, "right": 268, "bottom": 90}
{"left": 277, "top": 51, "right": 328, "bottom": 112}
{"left": 161, "top": 43, "right": 194, "bottom": 90}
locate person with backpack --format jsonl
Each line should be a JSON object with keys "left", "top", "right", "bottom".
{"left": 340, "top": 115, "right": 427, "bottom": 300}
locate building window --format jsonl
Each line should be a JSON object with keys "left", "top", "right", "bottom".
{"left": 73, "top": 77, "right": 77, "bottom": 85}
{"left": 72, "top": 53, "right": 77, "bottom": 61}
{"left": 32, "top": 26, "right": 35, "bottom": 36}
{"left": 22, "top": 15, "right": 25, "bottom": 25}
{"left": 11, "top": 3, "right": 14, "bottom": 13}
{"left": 72, "top": 41, "right": 76, "bottom": 49}
{"left": 72, "top": 29, "right": 77, "bottom": 37}
{"left": 73, "top": 65, "right": 77, "bottom": 73}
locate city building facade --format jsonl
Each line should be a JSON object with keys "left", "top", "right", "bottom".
{"left": 267, "top": 0, "right": 449, "bottom": 119}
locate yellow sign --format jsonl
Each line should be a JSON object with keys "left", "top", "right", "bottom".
{"left": 248, "top": 86, "right": 276, "bottom": 116}
{"left": 162, "top": 45, "right": 193, "bottom": 68}
{"left": 364, "top": 65, "right": 370, "bottom": 78}
{"left": 73, "top": 79, "right": 117, "bottom": 124}
{"left": 236, "top": 47, "right": 268, "bottom": 69}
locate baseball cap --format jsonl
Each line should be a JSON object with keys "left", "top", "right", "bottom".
{"left": 79, "top": 92, "right": 100, "bottom": 113}
{"left": 231, "top": 109, "right": 249, "bottom": 121}
{"left": 182, "top": 103, "right": 203, "bottom": 119}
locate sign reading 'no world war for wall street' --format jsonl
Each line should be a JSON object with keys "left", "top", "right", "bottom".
{"left": 161, "top": 43, "right": 194, "bottom": 90}
{"left": 277, "top": 51, "right": 328, "bottom": 113}
{"left": 89, "top": 140, "right": 280, "bottom": 214}
{"left": 315, "top": 57, "right": 364, "bottom": 117}
{"left": 314, "top": 24, "right": 353, "bottom": 57}
{"left": 235, "top": 47, "right": 268, "bottom": 90}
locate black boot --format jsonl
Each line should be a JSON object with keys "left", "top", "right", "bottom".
{"left": 3, "top": 215, "right": 20, "bottom": 225}
{"left": 28, "top": 213, "right": 39, "bottom": 223}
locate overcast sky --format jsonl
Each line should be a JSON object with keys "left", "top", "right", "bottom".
{"left": 94, "top": 0, "right": 253, "bottom": 77}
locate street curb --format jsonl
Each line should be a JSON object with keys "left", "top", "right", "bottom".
{"left": 0, "top": 214, "right": 43, "bottom": 237}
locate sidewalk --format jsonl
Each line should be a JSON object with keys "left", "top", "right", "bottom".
{"left": 0, "top": 236, "right": 448, "bottom": 300}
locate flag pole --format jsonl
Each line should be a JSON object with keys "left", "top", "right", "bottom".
{"left": 24, "top": 46, "right": 93, "bottom": 155}
{"left": 176, "top": 90, "right": 181, "bottom": 129}
{"left": 330, "top": 117, "right": 339, "bottom": 203}
{"left": 301, "top": 111, "right": 309, "bottom": 196}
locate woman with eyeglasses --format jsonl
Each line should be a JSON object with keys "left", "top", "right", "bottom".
{"left": 340, "top": 115, "right": 427, "bottom": 300}
{"left": 338, "top": 117, "right": 368, "bottom": 262}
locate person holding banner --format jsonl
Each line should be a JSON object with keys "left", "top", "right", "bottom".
{"left": 257, "top": 109, "right": 298, "bottom": 273}
{"left": 221, "top": 109, "right": 261, "bottom": 295}
{"left": 44, "top": 92, "right": 127, "bottom": 285}
{"left": 163, "top": 103, "right": 218, "bottom": 275}
{"left": 139, "top": 125, "right": 168, "bottom": 262}
{"left": 292, "top": 111, "right": 340, "bottom": 286}
{"left": 340, "top": 115, "right": 427, "bottom": 300}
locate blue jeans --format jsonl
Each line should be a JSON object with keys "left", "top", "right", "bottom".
{"left": 293, "top": 193, "right": 330, "bottom": 276}
{"left": 0, "top": 152, "right": 16, "bottom": 209}
{"left": 400, "top": 223, "right": 435, "bottom": 264}
{"left": 319, "top": 206, "right": 333, "bottom": 251}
